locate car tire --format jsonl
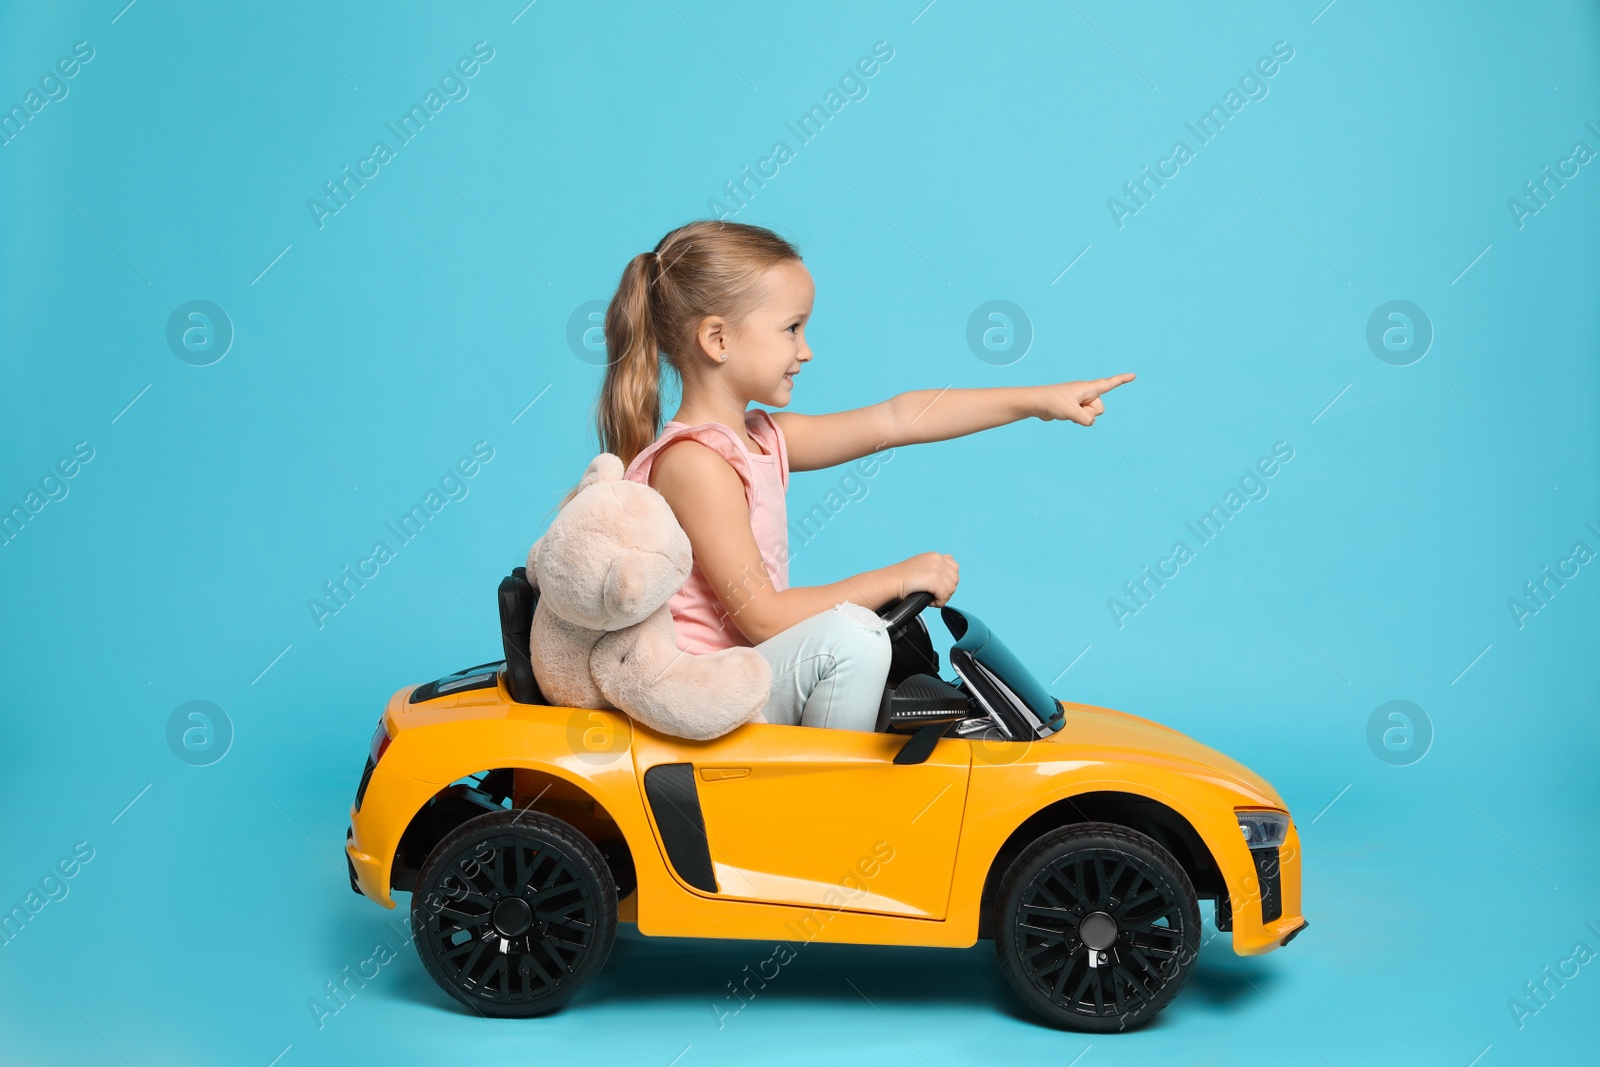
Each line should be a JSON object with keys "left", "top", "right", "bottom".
{"left": 410, "top": 808, "right": 617, "bottom": 1018}
{"left": 993, "top": 821, "right": 1200, "bottom": 1032}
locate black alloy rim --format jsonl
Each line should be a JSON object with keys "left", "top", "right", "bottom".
{"left": 421, "top": 833, "right": 598, "bottom": 1006}
{"left": 1012, "top": 848, "right": 1187, "bottom": 1018}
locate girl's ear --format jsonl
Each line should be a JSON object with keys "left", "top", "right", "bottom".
{"left": 696, "top": 314, "right": 730, "bottom": 365}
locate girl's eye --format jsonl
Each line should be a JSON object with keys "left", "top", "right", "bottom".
{"left": 787, "top": 323, "right": 802, "bottom": 334}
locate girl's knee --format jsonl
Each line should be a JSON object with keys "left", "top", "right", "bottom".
{"left": 824, "top": 601, "right": 891, "bottom": 669}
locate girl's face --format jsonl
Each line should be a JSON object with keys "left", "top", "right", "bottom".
{"left": 721, "top": 259, "right": 814, "bottom": 407}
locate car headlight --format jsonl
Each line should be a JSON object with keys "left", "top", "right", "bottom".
{"left": 1236, "top": 810, "right": 1290, "bottom": 850}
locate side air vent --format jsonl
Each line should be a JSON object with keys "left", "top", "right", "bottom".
{"left": 642, "top": 763, "right": 718, "bottom": 893}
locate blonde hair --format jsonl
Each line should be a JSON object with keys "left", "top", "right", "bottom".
{"left": 597, "top": 220, "right": 802, "bottom": 466}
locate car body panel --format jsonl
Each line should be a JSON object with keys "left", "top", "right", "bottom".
{"left": 631, "top": 722, "right": 971, "bottom": 919}
{"left": 348, "top": 681, "right": 649, "bottom": 911}
{"left": 347, "top": 676, "right": 1306, "bottom": 956}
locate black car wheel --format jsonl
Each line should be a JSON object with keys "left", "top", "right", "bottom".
{"left": 411, "top": 809, "right": 617, "bottom": 1017}
{"left": 994, "top": 822, "right": 1200, "bottom": 1032}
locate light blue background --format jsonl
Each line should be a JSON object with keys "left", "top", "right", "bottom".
{"left": 2, "top": 1, "right": 1597, "bottom": 1064}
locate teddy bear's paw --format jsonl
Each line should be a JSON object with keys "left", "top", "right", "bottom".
{"left": 597, "top": 641, "right": 771, "bottom": 741}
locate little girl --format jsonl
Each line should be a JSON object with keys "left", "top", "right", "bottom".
{"left": 599, "top": 220, "right": 1133, "bottom": 733}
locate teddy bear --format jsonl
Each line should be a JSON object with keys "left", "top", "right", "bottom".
{"left": 525, "top": 453, "right": 770, "bottom": 741}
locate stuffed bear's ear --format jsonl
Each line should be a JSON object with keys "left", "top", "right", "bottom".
{"left": 577, "top": 453, "right": 625, "bottom": 492}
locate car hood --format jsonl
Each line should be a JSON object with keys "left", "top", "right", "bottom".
{"left": 1044, "top": 700, "right": 1286, "bottom": 810}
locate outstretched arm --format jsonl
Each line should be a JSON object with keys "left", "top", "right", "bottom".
{"left": 771, "top": 375, "right": 1136, "bottom": 472}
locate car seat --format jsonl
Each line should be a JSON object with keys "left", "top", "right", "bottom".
{"left": 497, "top": 566, "right": 547, "bottom": 705}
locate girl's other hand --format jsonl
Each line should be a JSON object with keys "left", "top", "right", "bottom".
{"left": 894, "top": 552, "right": 960, "bottom": 606}
{"left": 1035, "top": 374, "right": 1136, "bottom": 426}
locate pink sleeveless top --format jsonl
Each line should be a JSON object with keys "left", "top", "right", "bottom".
{"left": 624, "top": 410, "right": 789, "bottom": 653}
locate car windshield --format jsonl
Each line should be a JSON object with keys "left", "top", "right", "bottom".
{"left": 941, "top": 608, "right": 1064, "bottom": 734}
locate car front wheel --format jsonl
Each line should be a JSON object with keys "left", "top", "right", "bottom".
{"left": 411, "top": 809, "right": 617, "bottom": 1017}
{"left": 994, "top": 822, "right": 1200, "bottom": 1032}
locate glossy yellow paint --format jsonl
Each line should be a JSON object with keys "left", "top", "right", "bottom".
{"left": 347, "top": 679, "right": 1306, "bottom": 957}
{"left": 632, "top": 723, "right": 969, "bottom": 919}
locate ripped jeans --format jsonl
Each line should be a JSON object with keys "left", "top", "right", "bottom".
{"left": 754, "top": 602, "right": 892, "bottom": 732}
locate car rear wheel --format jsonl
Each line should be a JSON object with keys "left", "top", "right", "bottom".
{"left": 994, "top": 822, "right": 1200, "bottom": 1032}
{"left": 411, "top": 809, "right": 617, "bottom": 1017}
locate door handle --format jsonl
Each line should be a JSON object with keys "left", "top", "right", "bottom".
{"left": 699, "top": 766, "right": 750, "bottom": 781}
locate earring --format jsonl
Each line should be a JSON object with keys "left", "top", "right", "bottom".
{"left": 718, "top": 355, "right": 727, "bottom": 362}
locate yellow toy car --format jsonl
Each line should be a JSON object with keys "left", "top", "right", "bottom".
{"left": 345, "top": 575, "right": 1308, "bottom": 1032}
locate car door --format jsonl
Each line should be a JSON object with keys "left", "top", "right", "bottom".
{"left": 632, "top": 721, "right": 970, "bottom": 920}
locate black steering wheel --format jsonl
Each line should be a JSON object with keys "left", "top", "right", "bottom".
{"left": 877, "top": 590, "right": 936, "bottom": 637}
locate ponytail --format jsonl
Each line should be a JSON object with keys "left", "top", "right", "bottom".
{"left": 594, "top": 221, "right": 803, "bottom": 468}
{"left": 598, "top": 252, "right": 661, "bottom": 466}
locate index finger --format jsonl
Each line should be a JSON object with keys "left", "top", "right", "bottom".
{"left": 1090, "top": 373, "right": 1136, "bottom": 394}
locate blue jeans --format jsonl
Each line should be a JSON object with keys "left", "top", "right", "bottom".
{"left": 754, "top": 602, "right": 892, "bottom": 731}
